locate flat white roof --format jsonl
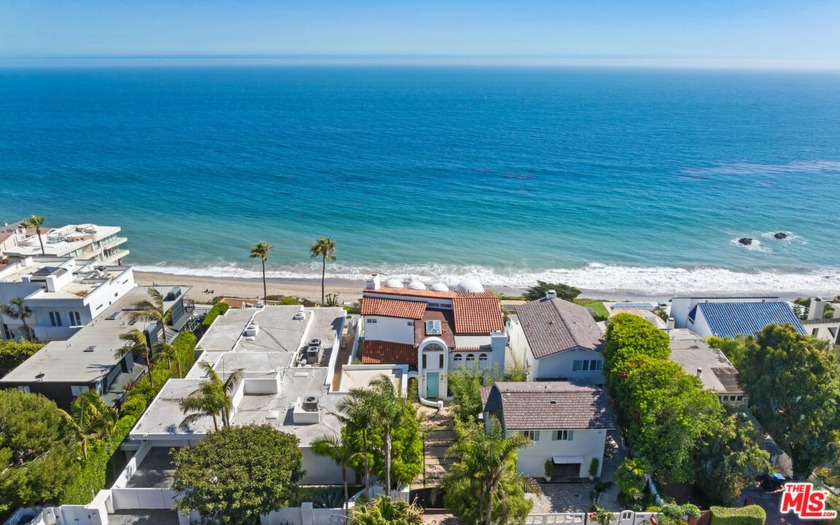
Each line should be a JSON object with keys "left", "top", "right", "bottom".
{"left": 668, "top": 329, "right": 743, "bottom": 395}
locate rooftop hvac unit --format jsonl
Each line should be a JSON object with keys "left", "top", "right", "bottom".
{"left": 243, "top": 323, "right": 259, "bottom": 337}
{"left": 302, "top": 396, "right": 319, "bottom": 412}
{"left": 308, "top": 338, "right": 321, "bottom": 347}
{"left": 306, "top": 345, "right": 321, "bottom": 365}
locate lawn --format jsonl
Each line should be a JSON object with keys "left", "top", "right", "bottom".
{"left": 573, "top": 299, "right": 610, "bottom": 321}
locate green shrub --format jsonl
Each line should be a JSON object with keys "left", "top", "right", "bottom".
{"left": 202, "top": 302, "right": 230, "bottom": 327}
{"left": 709, "top": 505, "right": 766, "bottom": 525}
{"left": 0, "top": 339, "right": 43, "bottom": 377}
{"left": 61, "top": 331, "right": 198, "bottom": 504}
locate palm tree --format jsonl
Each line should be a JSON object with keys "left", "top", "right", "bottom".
{"left": 128, "top": 288, "right": 172, "bottom": 343}
{"left": 117, "top": 329, "right": 155, "bottom": 389}
{"left": 309, "top": 237, "right": 336, "bottom": 305}
{"left": 444, "top": 417, "right": 538, "bottom": 525}
{"left": 0, "top": 297, "right": 34, "bottom": 341}
{"left": 71, "top": 389, "right": 117, "bottom": 458}
{"left": 337, "top": 387, "right": 377, "bottom": 500}
{"left": 366, "top": 375, "right": 404, "bottom": 495}
{"left": 152, "top": 341, "right": 182, "bottom": 378}
{"left": 249, "top": 241, "right": 272, "bottom": 302}
{"left": 348, "top": 496, "right": 423, "bottom": 525}
{"left": 312, "top": 434, "right": 362, "bottom": 512}
{"left": 179, "top": 361, "right": 243, "bottom": 431}
{"left": 21, "top": 215, "right": 46, "bottom": 256}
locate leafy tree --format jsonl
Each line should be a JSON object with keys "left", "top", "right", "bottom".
{"left": 615, "top": 356, "right": 722, "bottom": 482}
{"left": 0, "top": 390, "right": 80, "bottom": 514}
{"left": 0, "top": 297, "right": 35, "bottom": 341}
{"left": 0, "top": 339, "right": 42, "bottom": 377}
{"left": 443, "top": 418, "right": 536, "bottom": 525}
{"left": 128, "top": 288, "right": 173, "bottom": 343}
{"left": 340, "top": 376, "right": 422, "bottom": 491}
{"left": 21, "top": 215, "right": 46, "bottom": 255}
{"left": 117, "top": 329, "right": 155, "bottom": 389}
{"left": 179, "top": 361, "right": 243, "bottom": 431}
{"left": 448, "top": 365, "right": 499, "bottom": 423}
{"left": 172, "top": 424, "right": 304, "bottom": 525}
{"left": 694, "top": 413, "right": 770, "bottom": 506}
{"left": 603, "top": 313, "right": 670, "bottom": 395}
{"left": 70, "top": 390, "right": 117, "bottom": 458}
{"left": 735, "top": 324, "right": 840, "bottom": 479}
{"left": 523, "top": 281, "right": 580, "bottom": 301}
{"left": 615, "top": 457, "right": 649, "bottom": 503}
{"left": 249, "top": 241, "right": 272, "bottom": 302}
{"left": 310, "top": 237, "right": 337, "bottom": 306}
{"left": 706, "top": 335, "right": 750, "bottom": 368}
{"left": 311, "top": 434, "right": 360, "bottom": 512}
{"left": 349, "top": 496, "right": 422, "bottom": 525}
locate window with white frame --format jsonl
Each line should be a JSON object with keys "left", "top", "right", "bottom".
{"left": 552, "top": 430, "right": 574, "bottom": 441}
{"left": 479, "top": 353, "right": 489, "bottom": 364}
{"left": 521, "top": 430, "right": 539, "bottom": 441}
{"left": 466, "top": 354, "right": 475, "bottom": 364}
{"left": 366, "top": 318, "right": 377, "bottom": 324}
{"left": 454, "top": 354, "right": 463, "bottom": 364}
{"left": 572, "top": 359, "right": 603, "bottom": 372}
{"left": 49, "top": 311, "right": 62, "bottom": 327}
{"left": 69, "top": 311, "right": 82, "bottom": 326}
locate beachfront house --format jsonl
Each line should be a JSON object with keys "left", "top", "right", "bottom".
{"left": 669, "top": 329, "right": 746, "bottom": 405}
{"left": 359, "top": 275, "right": 506, "bottom": 399}
{"left": 0, "top": 286, "right": 191, "bottom": 409}
{"left": 670, "top": 296, "right": 806, "bottom": 338}
{"left": 481, "top": 381, "right": 615, "bottom": 479}
{"left": 0, "top": 222, "right": 129, "bottom": 265}
{"left": 0, "top": 257, "right": 135, "bottom": 341}
{"left": 507, "top": 291, "right": 605, "bottom": 384}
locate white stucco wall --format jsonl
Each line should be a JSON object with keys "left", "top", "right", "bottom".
{"left": 533, "top": 348, "right": 604, "bottom": 384}
{"left": 686, "top": 307, "right": 712, "bottom": 338}
{"left": 514, "top": 428, "right": 608, "bottom": 478}
{"left": 301, "top": 447, "right": 347, "bottom": 485}
{"left": 363, "top": 316, "right": 415, "bottom": 345}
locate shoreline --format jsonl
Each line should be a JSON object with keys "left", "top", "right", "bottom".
{"left": 133, "top": 270, "right": 820, "bottom": 305}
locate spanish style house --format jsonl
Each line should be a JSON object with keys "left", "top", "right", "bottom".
{"left": 481, "top": 381, "right": 615, "bottom": 479}
{"left": 360, "top": 276, "right": 506, "bottom": 399}
{"left": 507, "top": 291, "right": 605, "bottom": 384}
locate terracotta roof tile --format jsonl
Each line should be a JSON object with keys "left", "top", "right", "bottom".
{"left": 481, "top": 382, "right": 615, "bottom": 430}
{"left": 361, "top": 341, "right": 416, "bottom": 365}
{"left": 361, "top": 297, "right": 427, "bottom": 319}
{"left": 452, "top": 296, "right": 505, "bottom": 334}
{"left": 364, "top": 287, "right": 497, "bottom": 300}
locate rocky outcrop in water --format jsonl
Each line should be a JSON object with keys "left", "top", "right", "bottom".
{"left": 774, "top": 232, "right": 787, "bottom": 239}
{"left": 738, "top": 237, "right": 753, "bottom": 246}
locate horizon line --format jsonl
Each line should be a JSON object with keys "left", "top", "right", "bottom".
{"left": 2, "top": 55, "right": 840, "bottom": 71}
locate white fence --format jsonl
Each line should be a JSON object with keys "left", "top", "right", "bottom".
{"left": 110, "top": 488, "right": 178, "bottom": 510}
{"left": 526, "top": 511, "right": 658, "bottom": 525}
{"left": 261, "top": 503, "right": 345, "bottom": 525}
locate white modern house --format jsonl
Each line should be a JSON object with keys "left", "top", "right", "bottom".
{"left": 0, "top": 257, "right": 136, "bottom": 341}
{"left": 0, "top": 222, "right": 129, "bottom": 265}
{"left": 507, "top": 291, "right": 605, "bottom": 384}
{"left": 359, "top": 275, "right": 506, "bottom": 399}
{"left": 481, "top": 382, "right": 615, "bottom": 479}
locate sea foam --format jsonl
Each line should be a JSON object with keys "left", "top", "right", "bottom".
{"left": 133, "top": 262, "right": 840, "bottom": 297}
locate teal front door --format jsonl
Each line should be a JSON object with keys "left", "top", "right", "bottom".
{"left": 427, "top": 372, "right": 440, "bottom": 398}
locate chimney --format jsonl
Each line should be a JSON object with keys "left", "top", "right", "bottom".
{"left": 365, "top": 274, "right": 381, "bottom": 291}
{"left": 696, "top": 367, "right": 702, "bottom": 378}
{"left": 666, "top": 317, "right": 675, "bottom": 330}
{"left": 545, "top": 290, "right": 557, "bottom": 300}
{"left": 808, "top": 297, "right": 825, "bottom": 320}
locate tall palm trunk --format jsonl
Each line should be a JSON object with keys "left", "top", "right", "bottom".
{"left": 20, "top": 316, "right": 32, "bottom": 341}
{"left": 321, "top": 254, "right": 326, "bottom": 305}
{"left": 385, "top": 426, "right": 392, "bottom": 496}
{"left": 342, "top": 465, "right": 349, "bottom": 513}
{"left": 261, "top": 258, "right": 267, "bottom": 302}
{"left": 145, "top": 349, "right": 154, "bottom": 389}
{"left": 211, "top": 414, "right": 218, "bottom": 431}
{"left": 363, "top": 428, "right": 371, "bottom": 500}
{"left": 36, "top": 227, "right": 45, "bottom": 256}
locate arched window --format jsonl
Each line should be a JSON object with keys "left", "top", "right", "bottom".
{"left": 479, "top": 354, "right": 489, "bottom": 366}
{"left": 69, "top": 311, "right": 82, "bottom": 326}
{"left": 466, "top": 354, "right": 475, "bottom": 364}
{"left": 454, "top": 354, "right": 463, "bottom": 364}
{"left": 49, "top": 311, "right": 62, "bottom": 327}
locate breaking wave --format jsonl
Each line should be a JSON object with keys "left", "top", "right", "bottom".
{"left": 132, "top": 262, "right": 840, "bottom": 297}
{"left": 683, "top": 160, "right": 840, "bottom": 176}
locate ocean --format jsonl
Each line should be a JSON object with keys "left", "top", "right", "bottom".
{"left": 1, "top": 65, "right": 839, "bottom": 295}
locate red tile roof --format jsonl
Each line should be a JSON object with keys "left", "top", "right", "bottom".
{"left": 364, "top": 287, "right": 498, "bottom": 300}
{"left": 452, "top": 296, "right": 505, "bottom": 334}
{"left": 361, "top": 297, "right": 427, "bottom": 319}
{"left": 361, "top": 341, "right": 417, "bottom": 365}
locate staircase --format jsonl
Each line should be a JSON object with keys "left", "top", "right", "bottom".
{"left": 418, "top": 405, "right": 457, "bottom": 487}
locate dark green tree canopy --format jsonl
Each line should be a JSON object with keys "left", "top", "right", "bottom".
{"left": 172, "top": 424, "right": 304, "bottom": 525}
{"left": 0, "top": 339, "right": 43, "bottom": 377}
{"left": 733, "top": 324, "right": 840, "bottom": 479}
{"left": 523, "top": 281, "right": 581, "bottom": 301}
{"left": 0, "top": 390, "right": 81, "bottom": 514}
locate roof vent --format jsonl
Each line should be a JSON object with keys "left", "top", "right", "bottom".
{"left": 545, "top": 290, "right": 557, "bottom": 300}
{"left": 84, "top": 345, "right": 96, "bottom": 352}
{"left": 243, "top": 323, "right": 259, "bottom": 337}
{"left": 308, "top": 339, "right": 321, "bottom": 347}
{"left": 696, "top": 367, "right": 702, "bottom": 378}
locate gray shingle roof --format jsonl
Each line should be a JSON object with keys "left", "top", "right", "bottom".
{"left": 481, "top": 382, "right": 615, "bottom": 430}
{"left": 516, "top": 298, "right": 604, "bottom": 358}
{"left": 696, "top": 301, "right": 806, "bottom": 338}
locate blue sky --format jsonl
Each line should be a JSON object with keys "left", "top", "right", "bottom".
{"left": 2, "top": 0, "right": 839, "bottom": 65}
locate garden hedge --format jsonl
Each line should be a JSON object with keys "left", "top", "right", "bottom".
{"left": 202, "top": 302, "right": 230, "bottom": 327}
{"left": 709, "top": 505, "right": 766, "bottom": 525}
